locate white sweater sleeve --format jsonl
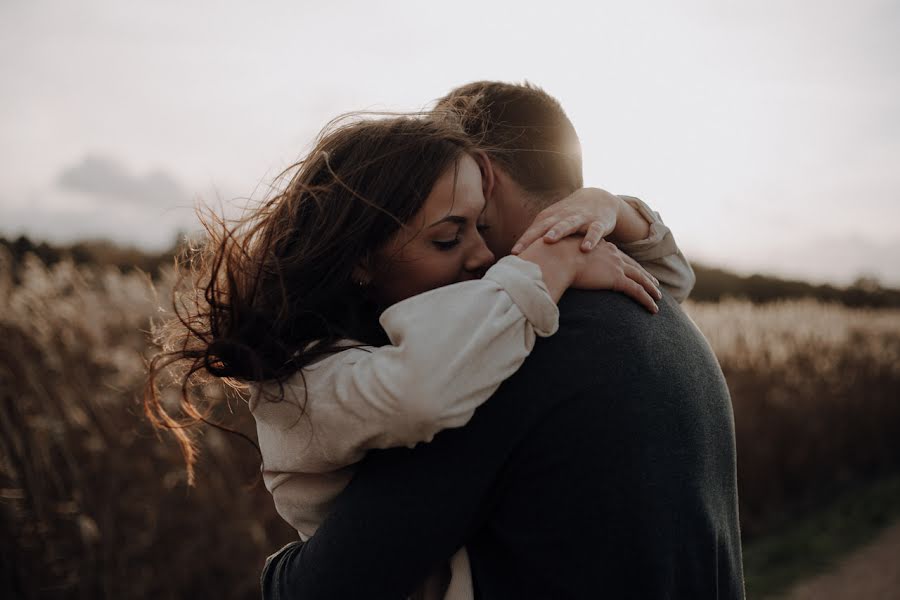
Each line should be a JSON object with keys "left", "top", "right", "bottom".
{"left": 614, "top": 195, "right": 696, "bottom": 303}
{"left": 251, "top": 255, "right": 558, "bottom": 474}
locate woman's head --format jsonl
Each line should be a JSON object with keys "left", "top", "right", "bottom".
{"left": 361, "top": 150, "right": 495, "bottom": 306}
{"left": 213, "top": 115, "right": 494, "bottom": 373}
{"left": 146, "top": 115, "right": 494, "bottom": 478}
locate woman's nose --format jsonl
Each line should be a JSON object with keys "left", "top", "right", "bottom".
{"left": 465, "top": 236, "right": 496, "bottom": 274}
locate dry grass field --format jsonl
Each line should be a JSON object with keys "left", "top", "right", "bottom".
{"left": 684, "top": 300, "right": 900, "bottom": 537}
{"left": 2, "top": 249, "right": 899, "bottom": 598}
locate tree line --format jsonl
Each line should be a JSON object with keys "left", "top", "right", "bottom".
{"left": 3, "top": 235, "right": 899, "bottom": 308}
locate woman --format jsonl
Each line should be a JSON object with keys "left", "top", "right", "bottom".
{"left": 145, "top": 114, "right": 690, "bottom": 599}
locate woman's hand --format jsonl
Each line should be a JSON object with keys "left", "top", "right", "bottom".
{"left": 511, "top": 188, "right": 623, "bottom": 255}
{"left": 519, "top": 238, "right": 662, "bottom": 313}
{"left": 572, "top": 241, "right": 662, "bottom": 313}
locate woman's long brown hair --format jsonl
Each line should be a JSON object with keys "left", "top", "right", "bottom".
{"left": 144, "top": 115, "right": 474, "bottom": 483}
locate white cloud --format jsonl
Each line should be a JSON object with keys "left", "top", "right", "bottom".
{"left": 57, "top": 155, "right": 187, "bottom": 207}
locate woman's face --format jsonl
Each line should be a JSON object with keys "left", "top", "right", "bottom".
{"left": 366, "top": 153, "right": 496, "bottom": 307}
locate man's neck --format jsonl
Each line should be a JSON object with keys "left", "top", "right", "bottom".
{"left": 487, "top": 169, "right": 541, "bottom": 256}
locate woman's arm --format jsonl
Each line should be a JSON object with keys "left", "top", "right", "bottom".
{"left": 614, "top": 195, "right": 696, "bottom": 303}
{"left": 251, "top": 240, "right": 660, "bottom": 475}
{"left": 252, "top": 253, "right": 560, "bottom": 475}
{"left": 511, "top": 189, "right": 696, "bottom": 302}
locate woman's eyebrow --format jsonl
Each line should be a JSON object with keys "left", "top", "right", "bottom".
{"left": 428, "top": 215, "right": 467, "bottom": 228}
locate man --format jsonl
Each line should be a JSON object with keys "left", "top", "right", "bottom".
{"left": 261, "top": 81, "right": 745, "bottom": 598}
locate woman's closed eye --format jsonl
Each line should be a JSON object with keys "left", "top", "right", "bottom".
{"left": 433, "top": 236, "right": 461, "bottom": 251}
{"left": 433, "top": 223, "right": 491, "bottom": 251}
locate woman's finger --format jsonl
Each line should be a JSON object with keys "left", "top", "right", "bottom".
{"left": 620, "top": 253, "right": 661, "bottom": 288}
{"left": 580, "top": 221, "right": 608, "bottom": 252}
{"left": 544, "top": 214, "right": 587, "bottom": 242}
{"left": 617, "top": 275, "right": 659, "bottom": 314}
{"left": 624, "top": 263, "right": 662, "bottom": 301}
{"left": 511, "top": 215, "right": 561, "bottom": 254}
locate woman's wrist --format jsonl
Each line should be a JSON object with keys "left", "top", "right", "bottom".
{"left": 606, "top": 195, "right": 651, "bottom": 244}
{"left": 518, "top": 238, "right": 581, "bottom": 303}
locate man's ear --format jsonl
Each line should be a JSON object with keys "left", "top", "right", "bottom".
{"left": 472, "top": 150, "right": 495, "bottom": 201}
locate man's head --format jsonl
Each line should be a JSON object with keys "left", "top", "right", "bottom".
{"left": 435, "top": 81, "right": 583, "bottom": 255}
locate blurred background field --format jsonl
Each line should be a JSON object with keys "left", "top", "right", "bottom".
{"left": 1, "top": 238, "right": 898, "bottom": 599}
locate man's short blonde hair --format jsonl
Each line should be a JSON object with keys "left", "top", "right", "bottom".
{"left": 435, "top": 81, "right": 583, "bottom": 205}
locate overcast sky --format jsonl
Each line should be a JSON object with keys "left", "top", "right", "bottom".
{"left": 1, "top": 0, "right": 898, "bottom": 285}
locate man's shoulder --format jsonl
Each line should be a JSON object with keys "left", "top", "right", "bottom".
{"left": 542, "top": 289, "right": 702, "bottom": 357}
{"left": 516, "top": 288, "right": 727, "bottom": 410}
{"left": 557, "top": 288, "right": 686, "bottom": 327}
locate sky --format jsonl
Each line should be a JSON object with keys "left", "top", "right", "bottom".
{"left": 1, "top": 0, "right": 898, "bottom": 285}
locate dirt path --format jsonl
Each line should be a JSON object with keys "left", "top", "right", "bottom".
{"left": 781, "top": 519, "right": 900, "bottom": 600}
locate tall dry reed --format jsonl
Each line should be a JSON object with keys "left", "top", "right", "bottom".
{"left": 685, "top": 299, "right": 900, "bottom": 536}
{"left": 0, "top": 249, "right": 294, "bottom": 599}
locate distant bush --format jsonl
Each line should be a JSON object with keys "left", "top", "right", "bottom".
{"left": 0, "top": 236, "right": 176, "bottom": 282}
{"left": 5, "top": 235, "right": 899, "bottom": 308}
{"left": 691, "top": 264, "right": 900, "bottom": 308}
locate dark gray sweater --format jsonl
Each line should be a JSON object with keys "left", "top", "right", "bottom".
{"left": 261, "top": 289, "right": 745, "bottom": 599}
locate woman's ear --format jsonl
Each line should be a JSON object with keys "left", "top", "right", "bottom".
{"left": 472, "top": 150, "right": 495, "bottom": 201}
{"left": 352, "top": 253, "right": 373, "bottom": 287}
{"left": 352, "top": 266, "right": 371, "bottom": 288}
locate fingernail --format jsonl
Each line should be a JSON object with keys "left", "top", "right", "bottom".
{"left": 655, "top": 288, "right": 662, "bottom": 300}
{"left": 653, "top": 302, "right": 659, "bottom": 313}
{"left": 511, "top": 244, "right": 522, "bottom": 254}
{"left": 582, "top": 241, "right": 592, "bottom": 251}
{"left": 545, "top": 231, "right": 558, "bottom": 241}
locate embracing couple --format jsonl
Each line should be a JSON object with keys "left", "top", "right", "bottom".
{"left": 148, "top": 81, "right": 744, "bottom": 598}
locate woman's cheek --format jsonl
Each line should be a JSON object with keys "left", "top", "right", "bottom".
{"left": 375, "top": 248, "right": 465, "bottom": 303}
{"left": 428, "top": 253, "right": 466, "bottom": 287}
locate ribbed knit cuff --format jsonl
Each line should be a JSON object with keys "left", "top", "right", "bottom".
{"left": 616, "top": 195, "right": 678, "bottom": 261}
{"left": 484, "top": 256, "right": 559, "bottom": 337}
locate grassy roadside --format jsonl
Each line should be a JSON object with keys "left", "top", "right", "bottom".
{"left": 742, "top": 475, "right": 900, "bottom": 598}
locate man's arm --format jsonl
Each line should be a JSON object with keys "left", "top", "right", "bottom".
{"left": 262, "top": 317, "right": 583, "bottom": 598}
